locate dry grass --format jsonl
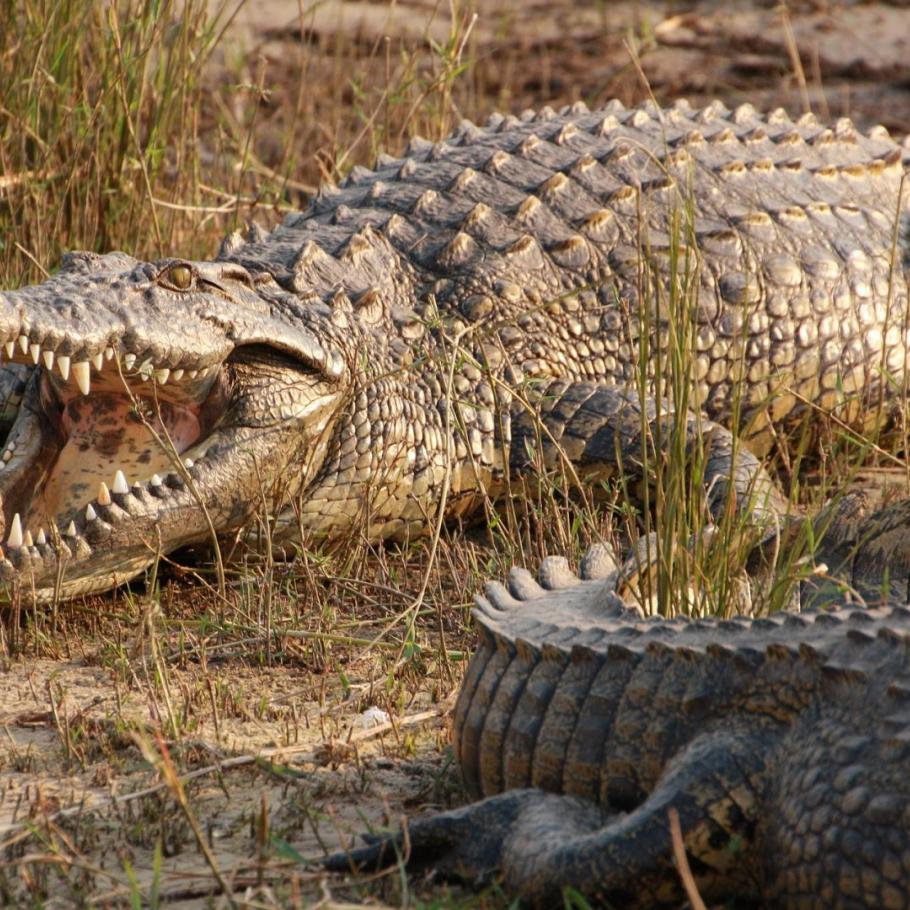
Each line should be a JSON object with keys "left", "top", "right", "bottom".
{"left": 0, "top": 0, "right": 908, "bottom": 906}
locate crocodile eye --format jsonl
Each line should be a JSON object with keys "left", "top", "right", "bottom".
{"left": 162, "top": 264, "right": 193, "bottom": 290}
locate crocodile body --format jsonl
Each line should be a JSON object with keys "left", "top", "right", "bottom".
{"left": 326, "top": 515, "right": 910, "bottom": 907}
{"left": 0, "top": 98, "right": 908, "bottom": 599}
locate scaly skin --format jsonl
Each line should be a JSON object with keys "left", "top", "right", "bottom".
{"left": 0, "top": 98, "right": 908, "bottom": 600}
{"left": 326, "top": 501, "right": 910, "bottom": 907}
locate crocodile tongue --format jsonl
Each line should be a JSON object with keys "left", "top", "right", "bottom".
{"left": 27, "top": 391, "right": 203, "bottom": 532}
{"left": 0, "top": 363, "right": 223, "bottom": 540}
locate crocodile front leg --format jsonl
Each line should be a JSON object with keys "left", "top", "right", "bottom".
{"left": 510, "top": 380, "right": 786, "bottom": 529}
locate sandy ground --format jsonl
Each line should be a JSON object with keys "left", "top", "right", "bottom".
{"left": 223, "top": 0, "right": 910, "bottom": 131}
{"left": 0, "top": 645, "right": 459, "bottom": 905}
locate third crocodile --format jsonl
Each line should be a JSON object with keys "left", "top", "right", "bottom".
{"left": 0, "top": 98, "right": 908, "bottom": 600}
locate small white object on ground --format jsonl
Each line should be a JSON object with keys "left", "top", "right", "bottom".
{"left": 356, "top": 706, "right": 390, "bottom": 729}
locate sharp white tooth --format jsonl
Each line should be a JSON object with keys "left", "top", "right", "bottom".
{"left": 29, "top": 344, "right": 40, "bottom": 364}
{"left": 36, "top": 528, "right": 46, "bottom": 546}
{"left": 23, "top": 530, "right": 33, "bottom": 547}
{"left": 58, "top": 355, "right": 71, "bottom": 381}
{"left": 7, "top": 514, "right": 22, "bottom": 549}
{"left": 123, "top": 353, "right": 136, "bottom": 370}
{"left": 85, "top": 504, "right": 97, "bottom": 521}
{"left": 183, "top": 458, "right": 194, "bottom": 469}
{"left": 42, "top": 350, "right": 55, "bottom": 370}
{"left": 92, "top": 352, "right": 104, "bottom": 371}
{"left": 139, "top": 359, "right": 153, "bottom": 380}
{"left": 2, "top": 450, "right": 12, "bottom": 464}
{"left": 17, "top": 335, "right": 28, "bottom": 354}
{"left": 97, "top": 482, "right": 111, "bottom": 506}
{"left": 4, "top": 341, "right": 14, "bottom": 358}
{"left": 65, "top": 521, "right": 77, "bottom": 537}
{"left": 150, "top": 474, "right": 162, "bottom": 486}
{"left": 105, "top": 346, "right": 114, "bottom": 360}
{"left": 171, "top": 369, "right": 184, "bottom": 381}
{"left": 72, "top": 361, "right": 91, "bottom": 395}
{"left": 154, "top": 368, "right": 170, "bottom": 384}
{"left": 112, "top": 470, "right": 129, "bottom": 495}
{"left": 188, "top": 370, "right": 199, "bottom": 380}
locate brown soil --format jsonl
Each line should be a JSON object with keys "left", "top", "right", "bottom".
{"left": 226, "top": 0, "right": 910, "bottom": 174}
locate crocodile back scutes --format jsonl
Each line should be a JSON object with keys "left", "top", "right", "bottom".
{"left": 454, "top": 571, "right": 910, "bottom": 803}
{"left": 218, "top": 99, "right": 910, "bottom": 442}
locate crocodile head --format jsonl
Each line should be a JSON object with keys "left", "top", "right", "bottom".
{"left": 0, "top": 251, "right": 346, "bottom": 601}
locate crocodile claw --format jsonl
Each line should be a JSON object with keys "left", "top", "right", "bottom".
{"left": 323, "top": 790, "right": 540, "bottom": 886}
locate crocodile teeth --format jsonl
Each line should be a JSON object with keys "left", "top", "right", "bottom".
{"left": 138, "top": 359, "right": 153, "bottom": 380}
{"left": 184, "top": 458, "right": 194, "bottom": 469}
{"left": 150, "top": 474, "right": 162, "bottom": 486}
{"left": 65, "top": 521, "right": 77, "bottom": 537}
{"left": 7, "top": 514, "right": 22, "bottom": 549}
{"left": 97, "top": 482, "right": 111, "bottom": 506}
{"left": 112, "top": 470, "right": 129, "bottom": 495}
{"left": 17, "top": 335, "right": 28, "bottom": 355}
{"left": 172, "top": 369, "right": 184, "bottom": 381}
{"left": 105, "top": 347, "right": 114, "bottom": 360}
{"left": 92, "top": 352, "right": 104, "bottom": 371}
{"left": 29, "top": 343, "right": 40, "bottom": 364}
{"left": 4, "top": 341, "right": 13, "bottom": 358}
{"left": 42, "top": 350, "right": 54, "bottom": 370}
{"left": 123, "top": 353, "right": 137, "bottom": 370}
{"left": 35, "top": 528, "right": 46, "bottom": 546}
{"left": 57, "top": 355, "right": 71, "bottom": 381}
{"left": 22, "top": 530, "right": 33, "bottom": 547}
{"left": 85, "top": 503, "right": 97, "bottom": 521}
{"left": 154, "top": 368, "right": 169, "bottom": 384}
{"left": 72, "top": 361, "right": 91, "bottom": 395}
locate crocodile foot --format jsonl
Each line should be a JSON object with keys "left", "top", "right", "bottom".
{"left": 323, "top": 788, "right": 609, "bottom": 897}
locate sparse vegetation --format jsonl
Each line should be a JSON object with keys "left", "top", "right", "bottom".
{"left": 0, "top": 0, "right": 908, "bottom": 906}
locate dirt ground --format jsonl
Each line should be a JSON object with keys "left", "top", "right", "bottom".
{"left": 228, "top": 0, "right": 910, "bottom": 132}
{"left": 0, "top": 647, "right": 459, "bottom": 906}
{"left": 2, "top": 1, "right": 910, "bottom": 906}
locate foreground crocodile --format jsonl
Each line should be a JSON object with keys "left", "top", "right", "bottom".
{"left": 325, "top": 506, "right": 910, "bottom": 907}
{"left": 0, "top": 98, "right": 909, "bottom": 600}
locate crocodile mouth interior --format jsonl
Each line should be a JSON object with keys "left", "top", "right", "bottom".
{"left": 0, "top": 346, "right": 231, "bottom": 549}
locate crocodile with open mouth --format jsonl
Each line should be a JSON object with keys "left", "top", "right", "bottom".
{"left": 0, "top": 98, "right": 908, "bottom": 601}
